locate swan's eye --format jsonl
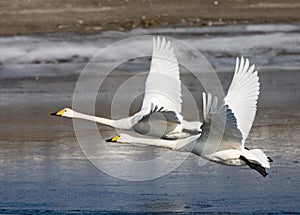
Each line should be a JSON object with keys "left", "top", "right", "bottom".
{"left": 65, "top": 110, "right": 67, "bottom": 112}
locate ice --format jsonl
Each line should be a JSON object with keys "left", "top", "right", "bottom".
{"left": 0, "top": 23, "right": 299, "bottom": 78}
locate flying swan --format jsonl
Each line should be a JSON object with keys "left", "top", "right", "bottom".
{"left": 107, "top": 57, "right": 272, "bottom": 177}
{"left": 51, "top": 37, "right": 201, "bottom": 139}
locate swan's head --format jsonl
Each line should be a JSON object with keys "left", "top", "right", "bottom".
{"left": 51, "top": 108, "right": 74, "bottom": 118}
{"left": 106, "top": 133, "right": 132, "bottom": 143}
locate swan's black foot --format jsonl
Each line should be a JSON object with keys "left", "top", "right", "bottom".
{"left": 240, "top": 155, "right": 268, "bottom": 177}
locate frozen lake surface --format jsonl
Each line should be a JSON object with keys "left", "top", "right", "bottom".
{"left": 1, "top": 23, "right": 299, "bottom": 78}
{"left": 0, "top": 23, "right": 300, "bottom": 214}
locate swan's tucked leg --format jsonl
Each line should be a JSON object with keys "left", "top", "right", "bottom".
{"left": 239, "top": 155, "right": 268, "bottom": 177}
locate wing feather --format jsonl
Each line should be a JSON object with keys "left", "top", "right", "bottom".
{"left": 224, "top": 57, "right": 260, "bottom": 145}
{"left": 200, "top": 92, "right": 243, "bottom": 151}
{"left": 141, "top": 37, "right": 182, "bottom": 116}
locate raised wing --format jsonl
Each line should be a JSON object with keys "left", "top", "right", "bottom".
{"left": 141, "top": 37, "right": 182, "bottom": 115}
{"left": 200, "top": 92, "right": 243, "bottom": 151}
{"left": 224, "top": 57, "right": 260, "bottom": 145}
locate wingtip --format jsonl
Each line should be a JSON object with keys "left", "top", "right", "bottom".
{"left": 202, "top": 92, "right": 207, "bottom": 120}
{"left": 235, "top": 57, "right": 240, "bottom": 74}
{"left": 166, "top": 40, "right": 171, "bottom": 50}
{"left": 161, "top": 36, "right": 166, "bottom": 49}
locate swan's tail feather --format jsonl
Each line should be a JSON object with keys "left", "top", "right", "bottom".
{"left": 240, "top": 155, "right": 268, "bottom": 177}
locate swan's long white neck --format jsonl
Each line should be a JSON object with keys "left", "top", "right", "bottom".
{"left": 71, "top": 110, "right": 132, "bottom": 129}
{"left": 120, "top": 134, "right": 200, "bottom": 152}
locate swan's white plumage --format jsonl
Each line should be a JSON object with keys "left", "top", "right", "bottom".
{"left": 109, "top": 57, "right": 271, "bottom": 176}
{"left": 201, "top": 92, "right": 243, "bottom": 151}
{"left": 224, "top": 57, "right": 260, "bottom": 145}
{"left": 115, "top": 133, "right": 200, "bottom": 152}
{"left": 132, "top": 37, "right": 201, "bottom": 138}
{"left": 141, "top": 37, "right": 182, "bottom": 115}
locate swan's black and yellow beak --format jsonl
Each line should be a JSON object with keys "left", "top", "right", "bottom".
{"left": 106, "top": 135, "right": 120, "bottom": 142}
{"left": 50, "top": 109, "right": 65, "bottom": 116}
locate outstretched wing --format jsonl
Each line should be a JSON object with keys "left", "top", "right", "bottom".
{"left": 141, "top": 37, "right": 182, "bottom": 115}
{"left": 224, "top": 57, "right": 260, "bottom": 145}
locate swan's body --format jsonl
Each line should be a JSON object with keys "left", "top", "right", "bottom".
{"left": 52, "top": 37, "right": 201, "bottom": 139}
{"left": 107, "top": 57, "right": 272, "bottom": 177}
